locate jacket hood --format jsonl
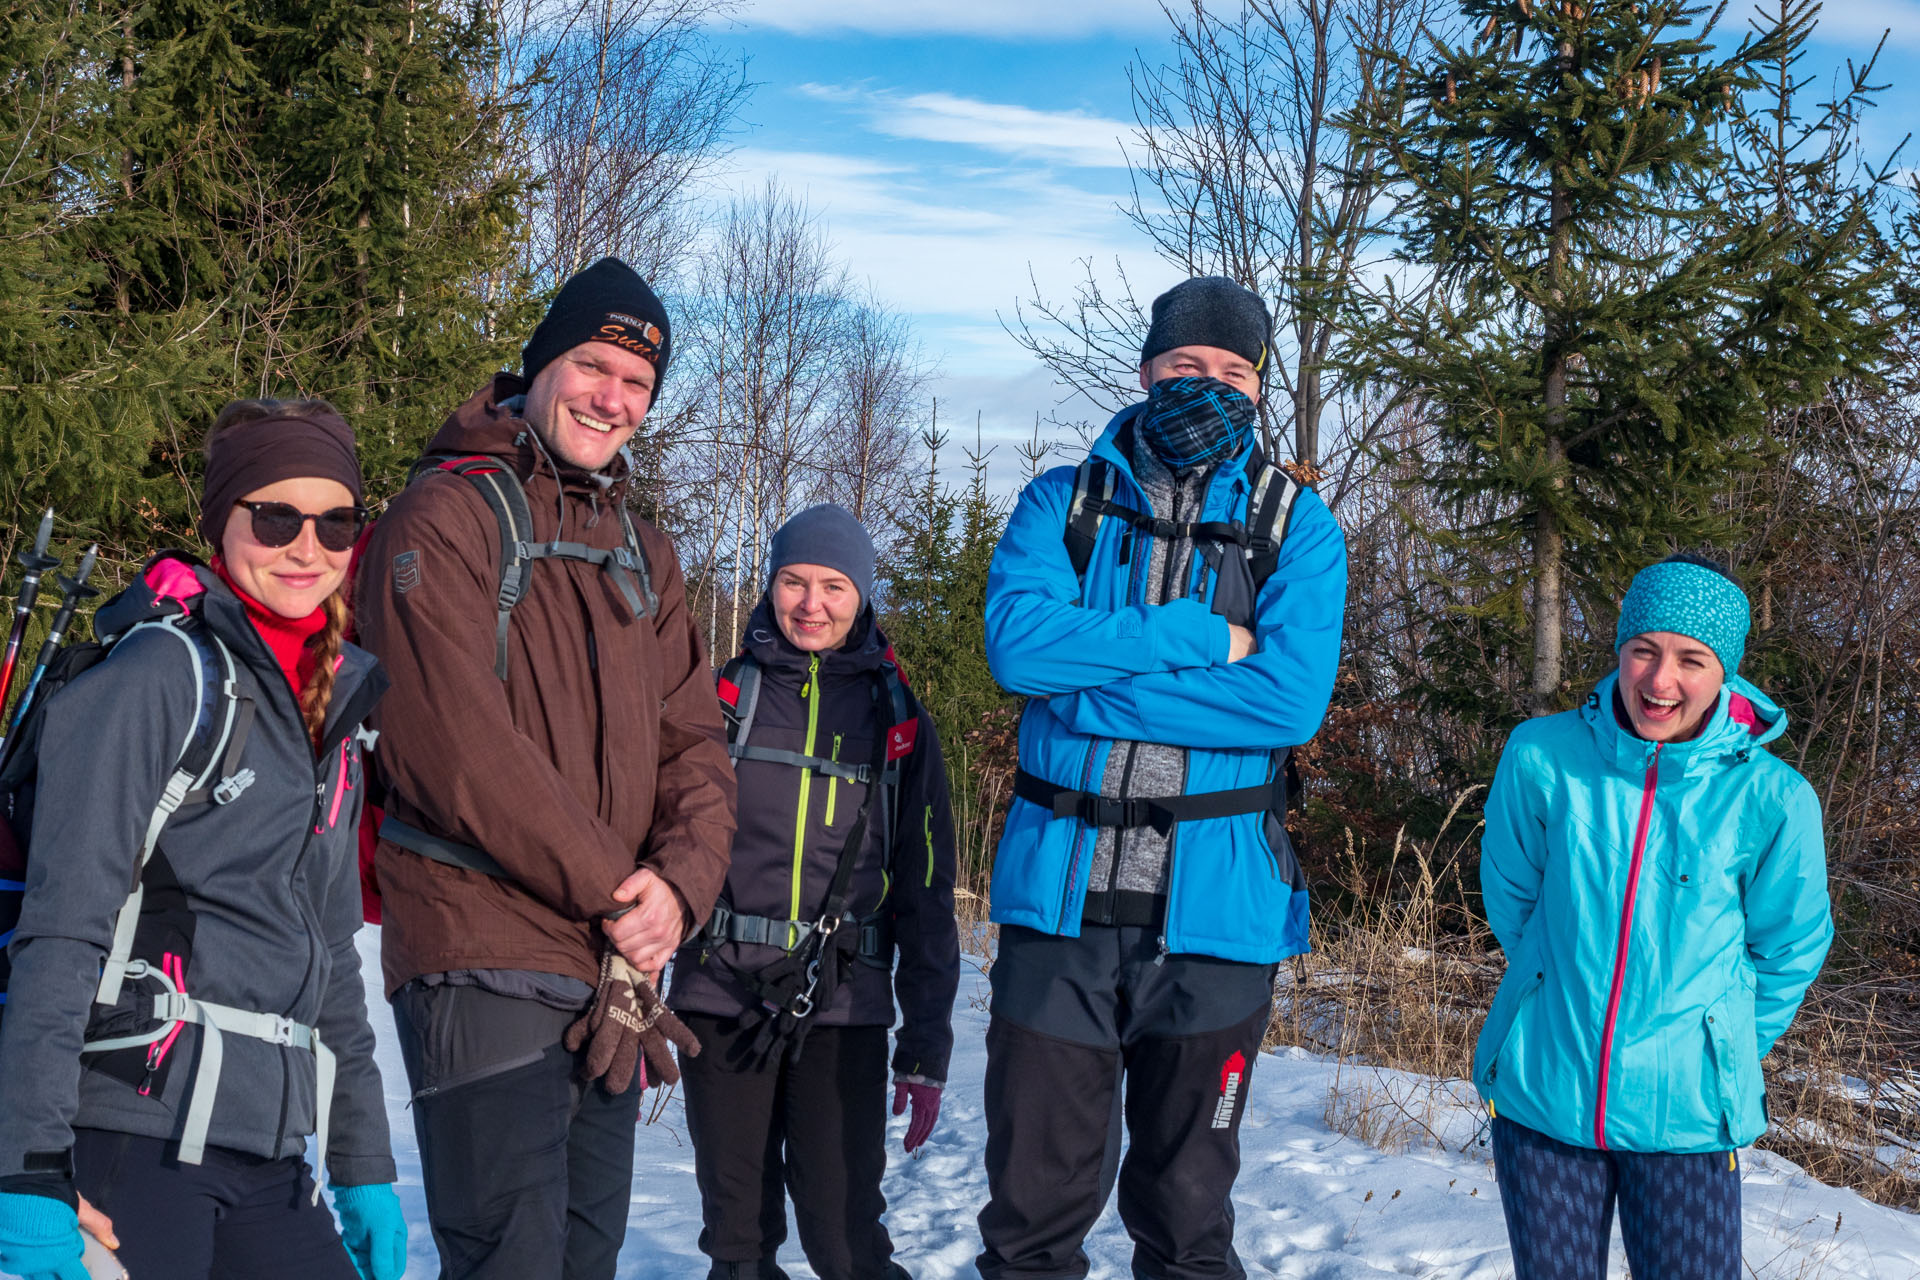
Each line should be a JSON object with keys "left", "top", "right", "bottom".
{"left": 428, "top": 373, "right": 633, "bottom": 496}
{"left": 740, "top": 596, "right": 890, "bottom": 679}
{"left": 1581, "top": 669, "right": 1787, "bottom": 773}
{"left": 93, "top": 551, "right": 213, "bottom": 640}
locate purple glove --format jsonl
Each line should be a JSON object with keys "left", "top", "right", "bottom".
{"left": 891, "top": 1080, "right": 942, "bottom": 1153}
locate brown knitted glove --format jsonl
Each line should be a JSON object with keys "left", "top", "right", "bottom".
{"left": 633, "top": 966, "right": 701, "bottom": 1088}
{"left": 564, "top": 948, "right": 701, "bottom": 1092}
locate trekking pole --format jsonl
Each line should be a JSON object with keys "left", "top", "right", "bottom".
{"left": 10, "top": 543, "right": 99, "bottom": 732}
{"left": 0, "top": 509, "right": 57, "bottom": 723}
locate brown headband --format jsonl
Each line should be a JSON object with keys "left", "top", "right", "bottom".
{"left": 199, "top": 412, "right": 364, "bottom": 549}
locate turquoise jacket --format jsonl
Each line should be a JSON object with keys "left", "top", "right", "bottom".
{"left": 1473, "top": 671, "right": 1832, "bottom": 1153}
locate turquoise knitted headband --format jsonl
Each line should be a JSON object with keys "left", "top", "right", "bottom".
{"left": 1615, "top": 560, "right": 1750, "bottom": 675}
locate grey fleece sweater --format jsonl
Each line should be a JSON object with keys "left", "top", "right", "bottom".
{"left": 1084, "top": 435, "right": 1210, "bottom": 901}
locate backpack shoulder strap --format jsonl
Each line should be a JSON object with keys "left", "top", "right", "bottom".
{"left": 717, "top": 652, "right": 762, "bottom": 752}
{"left": 95, "top": 617, "right": 246, "bottom": 1006}
{"left": 1063, "top": 458, "right": 1118, "bottom": 585}
{"left": 875, "top": 662, "right": 916, "bottom": 874}
{"left": 615, "top": 503, "right": 660, "bottom": 619}
{"left": 410, "top": 454, "right": 537, "bottom": 681}
{"left": 1244, "top": 452, "right": 1303, "bottom": 593}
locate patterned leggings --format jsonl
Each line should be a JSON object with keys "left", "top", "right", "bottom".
{"left": 1491, "top": 1116, "right": 1741, "bottom": 1280}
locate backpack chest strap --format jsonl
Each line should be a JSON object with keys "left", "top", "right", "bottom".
{"left": 1080, "top": 496, "right": 1263, "bottom": 551}
{"left": 727, "top": 743, "right": 872, "bottom": 783}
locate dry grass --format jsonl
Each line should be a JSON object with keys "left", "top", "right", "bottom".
{"left": 1757, "top": 991, "right": 1920, "bottom": 1209}
{"left": 1266, "top": 791, "right": 1500, "bottom": 1156}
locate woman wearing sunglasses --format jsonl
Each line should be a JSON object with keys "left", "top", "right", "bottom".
{"left": 0, "top": 399, "right": 407, "bottom": 1280}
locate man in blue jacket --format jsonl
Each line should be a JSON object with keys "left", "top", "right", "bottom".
{"left": 977, "top": 277, "right": 1347, "bottom": 1280}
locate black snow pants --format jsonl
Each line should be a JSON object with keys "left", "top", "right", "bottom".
{"left": 391, "top": 980, "right": 642, "bottom": 1280}
{"left": 71, "top": 1128, "right": 359, "bottom": 1280}
{"left": 680, "top": 1012, "right": 905, "bottom": 1280}
{"left": 976, "top": 924, "right": 1275, "bottom": 1280}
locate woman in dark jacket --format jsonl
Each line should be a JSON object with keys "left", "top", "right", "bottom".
{"left": 670, "top": 503, "right": 960, "bottom": 1280}
{"left": 0, "top": 400, "right": 405, "bottom": 1280}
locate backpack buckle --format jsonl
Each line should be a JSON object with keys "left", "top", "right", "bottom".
{"left": 211, "top": 770, "right": 256, "bottom": 805}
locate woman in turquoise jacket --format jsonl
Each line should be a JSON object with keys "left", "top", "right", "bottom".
{"left": 1474, "top": 554, "right": 1831, "bottom": 1280}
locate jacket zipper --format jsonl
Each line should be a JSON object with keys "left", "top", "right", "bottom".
{"left": 324, "top": 740, "right": 350, "bottom": 830}
{"left": 788, "top": 654, "right": 822, "bottom": 939}
{"left": 827, "top": 733, "right": 842, "bottom": 826}
{"left": 1594, "top": 742, "right": 1662, "bottom": 1150}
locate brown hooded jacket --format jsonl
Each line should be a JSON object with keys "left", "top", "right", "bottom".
{"left": 356, "top": 374, "right": 735, "bottom": 994}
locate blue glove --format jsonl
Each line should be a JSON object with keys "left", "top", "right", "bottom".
{"left": 0, "top": 1190, "right": 90, "bottom": 1280}
{"left": 330, "top": 1183, "right": 407, "bottom": 1280}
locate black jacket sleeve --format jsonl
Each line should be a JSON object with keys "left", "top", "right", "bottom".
{"left": 888, "top": 703, "right": 960, "bottom": 1084}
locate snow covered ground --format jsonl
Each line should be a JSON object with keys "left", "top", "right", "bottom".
{"left": 357, "top": 930, "right": 1920, "bottom": 1279}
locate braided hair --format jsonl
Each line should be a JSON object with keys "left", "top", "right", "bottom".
{"left": 204, "top": 397, "right": 355, "bottom": 744}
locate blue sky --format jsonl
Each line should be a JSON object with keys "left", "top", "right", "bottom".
{"left": 696, "top": 0, "right": 1920, "bottom": 478}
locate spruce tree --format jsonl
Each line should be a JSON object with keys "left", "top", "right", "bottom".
{"left": 1344, "top": 0, "right": 1887, "bottom": 724}
{"left": 2, "top": 0, "right": 532, "bottom": 586}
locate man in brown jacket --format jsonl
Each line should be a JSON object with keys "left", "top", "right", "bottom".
{"left": 356, "top": 257, "right": 736, "bottom": 1280}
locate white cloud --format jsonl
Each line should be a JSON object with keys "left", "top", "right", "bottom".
{"left": 799, "top": 86, "right": 1135, "bottom": 168}
{"left": 723, "top": 0, "right": 1166, "bottom": 39}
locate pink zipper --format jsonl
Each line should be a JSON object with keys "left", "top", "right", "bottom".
{"left": 317, "top": 740, "right": 351, "bottom": 834}
{"left": 1594, "top": 742, "right": 1661, "bottom": 1149}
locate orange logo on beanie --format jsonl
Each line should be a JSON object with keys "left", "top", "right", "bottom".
{"left": 595, "top": 314, "right": 663, "bottom": 363}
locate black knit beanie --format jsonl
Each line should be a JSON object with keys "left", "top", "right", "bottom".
{"left": 1140, "top": 276, "right": 1272, "bottom": 379}
{"left": 521, "top": 257, "right": 672, "bottom": 393}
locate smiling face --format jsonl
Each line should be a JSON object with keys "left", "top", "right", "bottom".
{"left": 522, "top": 339, "right": 656, "bottom": 472}
{"left": 219, "top": 476, "right": 355, "bottom": 618}
{"left": 1139, "top": 344, "right": 1262, "bottom": 404}
{"left": 1617, "top": 631, "right": 1725, "bottom": 743}
{"left": 770, "top": 563, "right": 861, "bottom": 653}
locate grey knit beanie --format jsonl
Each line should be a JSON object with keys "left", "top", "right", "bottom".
{"left": 767, "top": 504, "right": 875, "bottom": 610}
{"left": 1140, "top": 276, "right": 1272, "bottom": 378}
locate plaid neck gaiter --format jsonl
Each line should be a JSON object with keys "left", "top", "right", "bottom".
{"left": 1137, "top": 376, "right": 1256, "bottom": 472}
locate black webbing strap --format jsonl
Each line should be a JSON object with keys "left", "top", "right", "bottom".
{"left": 379, "top": 814, "right": 512, "bottom": 880}
{"left": 1013, "top": 767, "right": 1283, "bottom": 838}
{"left": 1079, "top": 496, "right": 1260, "bottom": 551}
{"left": 704, "top": 903, "right": 889, "bottom": 959}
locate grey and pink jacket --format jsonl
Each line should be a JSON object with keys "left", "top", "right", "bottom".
{"left": 0, "top": 555, "right": 395, "bottom": 1189}
{"left": 667, "top": 602, "right": 960, "bottom": 1084}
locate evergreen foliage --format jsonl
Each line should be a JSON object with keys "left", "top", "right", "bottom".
{"left": 880, "top": 426, "right": 1013, "bottom": 749}
{"left": 1343, "top": 0, "right": 1889, "bottom": 731}
{"left": 0, "top": 0, "right": 532, "bottom": 594}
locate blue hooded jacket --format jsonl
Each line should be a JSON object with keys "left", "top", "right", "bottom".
{"left": 1474, "top": 671, "right": 1833, "bottom": 1153}
{"left": 982, "top": 404, "right": 1347, "bottom": 962}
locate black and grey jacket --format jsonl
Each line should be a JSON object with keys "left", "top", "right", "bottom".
{"left": 667, "top": 602, "right": 960, "bottom": 1084}
{"left": 0, "top": 556, "right": 395, "bottom": 1191}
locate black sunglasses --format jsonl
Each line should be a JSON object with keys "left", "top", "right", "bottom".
{"left": 235, "top": 500, "right": 369, "bottom": 552}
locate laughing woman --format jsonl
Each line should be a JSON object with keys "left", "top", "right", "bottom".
{"left": 1474, "top": 553, "right": 1833, "bottom": 1280}
{"left": 0, "top": 400, "right": 404, "bottom": 1280}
